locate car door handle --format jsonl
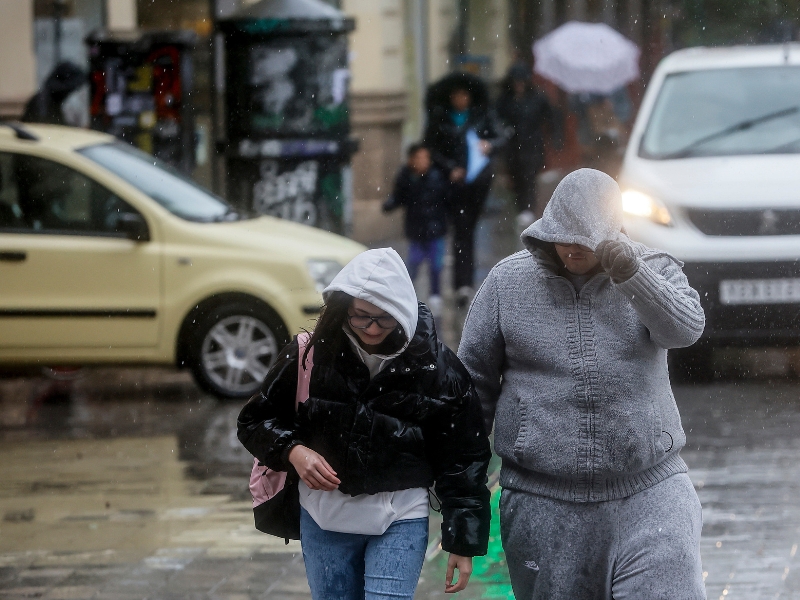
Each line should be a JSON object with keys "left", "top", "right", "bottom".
{"left": 0, "top": 251, "right": 27, "bottom": 262}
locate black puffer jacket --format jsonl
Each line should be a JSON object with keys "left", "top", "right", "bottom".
{"left": 424, "top": 72, "right": 504, "bottom": 174}
{"left": 237, "top": 304, "right": 492, "bottom": 557}
{"left": 424, "top": 106, "right": 504, "bottom": 174}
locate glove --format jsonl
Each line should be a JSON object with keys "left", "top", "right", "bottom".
{"left": 596, "top": 239, "right": 639, "bottom": 283}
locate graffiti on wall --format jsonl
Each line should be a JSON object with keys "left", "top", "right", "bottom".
{"left": 252, "top": 159, "right": 319, "bottom": 225}
{"left": 249, "top": 47, "right": 304, "bottom": 128}
{"left": 234, "top": 36, "right": 349, "bottom": 137}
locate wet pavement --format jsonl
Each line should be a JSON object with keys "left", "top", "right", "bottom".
{"left": 3, "top": 192, "right": 800, "bottom": 599}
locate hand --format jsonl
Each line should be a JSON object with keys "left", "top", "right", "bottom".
{"left": 288, "top": 445, "right": 340, "bottom": 491}
{"left": 479, "top": 140, "right": 492, "bottom": 155}
{"left": 450, "top": 167, "right": 466, "bottom": 183}
{"left": 445, "top": 554, "right": 472, "bottom": 593}
{"left": 595, "top": 239, "right": 639, "bottom": 283}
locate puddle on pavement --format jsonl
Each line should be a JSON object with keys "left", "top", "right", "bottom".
{"left": 0, "top": 434, "right": 298, "bottom": 570}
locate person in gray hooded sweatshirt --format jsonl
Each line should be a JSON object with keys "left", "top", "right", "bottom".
{"left": 458, "top": 168, "right": 706, "bottom": 599}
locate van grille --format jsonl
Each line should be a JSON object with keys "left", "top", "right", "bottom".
{"left": 686, "top": 208, "right": 800, "bottom": 236}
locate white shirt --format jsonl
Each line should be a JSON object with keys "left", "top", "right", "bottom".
{"left": 297, "top": 329, "right": 429, "bottom": 535}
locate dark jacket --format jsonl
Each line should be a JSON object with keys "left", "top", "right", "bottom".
{"left": 423, "top": 72, "right": 504, "bottom": 175}
{"left": 424, "top": 105, "right": 504, "bottom": 174}
{"left": 383, "top": 166, "right": 450, "bottom": 241}
{"left": 22, "top": 62, "right": 86, "bottom": 126}
{"left": 237, "top": 304, "right": 492, "bottom": 557}
{"left": 496, "top": 86, "right": 562, "bottom": 160}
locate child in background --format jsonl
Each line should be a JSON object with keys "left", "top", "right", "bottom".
{"left": 383, "top": 144, "right": 450, "bottom": 317}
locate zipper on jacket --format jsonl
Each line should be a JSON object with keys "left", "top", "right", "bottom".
{"left": 560, "top": 278, "right": 596, "bottom": 501}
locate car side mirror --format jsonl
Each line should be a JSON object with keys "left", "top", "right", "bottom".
{"left": 116, "top": 212, "right": 150, "bottom": 242}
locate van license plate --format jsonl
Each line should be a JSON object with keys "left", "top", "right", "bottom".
{"left": 719, "top": 278, "right": 800, "bottom": 305}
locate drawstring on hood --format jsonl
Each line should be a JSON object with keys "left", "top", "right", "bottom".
{"left": 522, "top": 168, "right": 624, "bottom": 254}
{"left": 323, "top": 248, "right": 419, "bottom": 344}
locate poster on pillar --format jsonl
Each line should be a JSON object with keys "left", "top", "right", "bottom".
{"left": 225, "top": 35, "right": 350, "bottom": 140}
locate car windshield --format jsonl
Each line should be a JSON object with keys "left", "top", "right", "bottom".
{"left": 79, "top": 142, "right": 248, "bottom": 222}
{"left": 640, "top": 66, "right": 800, "bottom": 159}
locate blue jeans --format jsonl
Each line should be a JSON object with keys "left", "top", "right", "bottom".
{"left": 407, "top": 237, "right": 446, "bottom": 296}
{"left": 300, "top": 507, "right": 428, "bottom": 600}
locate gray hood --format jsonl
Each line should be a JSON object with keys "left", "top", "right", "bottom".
{"left": 323, "top": 248, "right": 418, "bottom": 343}
{"left": 522, "top": 168, "right": 624, "bottom": 253}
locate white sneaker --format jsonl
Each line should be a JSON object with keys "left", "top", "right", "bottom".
{"left": 428, "top": 294, "right": 443, "bottom": 317}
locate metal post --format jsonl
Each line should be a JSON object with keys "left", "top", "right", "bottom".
{"left": 409, "top": 0, "right": 429, "bottom": 140}
{"left": 210, "top": 0, "right": 224, "bottom": 196}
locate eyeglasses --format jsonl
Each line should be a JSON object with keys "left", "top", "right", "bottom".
{"left": 347, "top": 313, "right": 398, "bottom": 330}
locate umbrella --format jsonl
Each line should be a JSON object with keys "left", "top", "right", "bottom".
{"left": 533, "top": 21, "right": 640, "bottom": 95}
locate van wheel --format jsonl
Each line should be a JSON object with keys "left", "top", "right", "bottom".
{"left": 669, "top": 345, "right": 715, "bottom": 384}
{"left": 188, "top": 301, "right": 287, "bottom": 400}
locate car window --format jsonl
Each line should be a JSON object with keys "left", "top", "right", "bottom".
{"left": 79, "top": 142, "right": 246, "bottom": 223}
{"left": 640, "top": 66, "right": 800, "bottom": 159}
{"left": 0, "top": 152, "right": 142, "bottom": 236}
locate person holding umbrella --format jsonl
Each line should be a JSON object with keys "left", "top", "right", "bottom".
{"left": 424, "top": 72, "right": 504, "bottom": 307}
{"left": 496, "top": 62, "right": 562, "bottom": 226}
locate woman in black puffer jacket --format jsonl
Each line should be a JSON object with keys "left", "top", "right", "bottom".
{"left": 238, "top": 248, "right": 491, "bottom": 600}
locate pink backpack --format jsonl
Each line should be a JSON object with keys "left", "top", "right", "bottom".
{"left": 249, "top": 332, "right": 313, "bottom": 540}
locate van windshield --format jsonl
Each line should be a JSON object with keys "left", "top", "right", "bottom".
{"left": 79, "top": 142, "right": 248, "bottom": 222}
{"left": 640, "top": 66, "right": 800, "bottom": 159}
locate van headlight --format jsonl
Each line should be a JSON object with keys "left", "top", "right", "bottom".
{"left": 621, "top": 190, "right": 672, "bottom": 226}
{"left": 307, "top": 259, "right": 343, "bottom": 293}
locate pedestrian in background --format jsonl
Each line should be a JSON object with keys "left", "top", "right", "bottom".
{"left": 22, "top": 62, "right": 86, "bottom": 127}
{"left": 238, "top": 248, "right": 491, "bottom": 600}
{"left": 496, "top": 62, "right": 562, "bottom": 227}
{"left": 424, "top": 72, "right": 504, "bottom": 307}
{"left": 459, "top": 169, "right": 706, "bottom": 599}
{"left": 383, "top": 143, "right": 450, "bottom": 317}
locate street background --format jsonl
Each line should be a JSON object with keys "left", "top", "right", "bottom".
{"left": 3, "top": 191, "right": 800, "bottom": 599}
{"left": 3, "top": 0, "right": 800, "bottom": 599}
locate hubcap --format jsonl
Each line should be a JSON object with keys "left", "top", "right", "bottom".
{"left": 201, "top": 315, "right": 279, "bottom": 395}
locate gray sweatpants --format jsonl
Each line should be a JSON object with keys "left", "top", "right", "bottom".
{"left": 500, "top": 473, "right": 705, "bottom": 600}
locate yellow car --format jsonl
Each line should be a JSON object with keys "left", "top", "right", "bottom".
{"left": 0, "top": 123, "right": 364, "bottom": 398}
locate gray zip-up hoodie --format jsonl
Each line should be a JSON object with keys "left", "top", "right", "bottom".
{"left": 458, "top": 168, "right": 705, "bottom": 502}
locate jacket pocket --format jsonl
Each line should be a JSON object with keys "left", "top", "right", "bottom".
{"left": 512, "top": 395, "right": 528, "bottom": 461}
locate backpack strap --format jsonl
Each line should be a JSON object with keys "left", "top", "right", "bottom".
{"left": 295, "top": 332, "right": 313, "bottom": 409}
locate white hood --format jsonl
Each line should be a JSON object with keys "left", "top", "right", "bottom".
{"left": 323, "top": 248, "right": 419, "bottom": 343}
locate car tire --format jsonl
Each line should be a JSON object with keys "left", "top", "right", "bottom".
{"left": 669, "top": 345, "right": 715, "bottom": 384}
{"left": 187, "top": 301, "right": 289, "bottom": 400}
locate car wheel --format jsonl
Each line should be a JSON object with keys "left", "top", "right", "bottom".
{"left": 669, "top": 345, "right": 715, "bottom": 384}
{"left": 188, "top": 301, "right": 288, "bottom": 400}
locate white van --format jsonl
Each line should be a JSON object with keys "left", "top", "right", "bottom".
{"left": 618, "top": 44, "right": 800, "bottom": 378}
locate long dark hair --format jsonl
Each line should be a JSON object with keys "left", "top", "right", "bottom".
{"left": 302, "top": 291, "right": 407, "bottom": 368}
